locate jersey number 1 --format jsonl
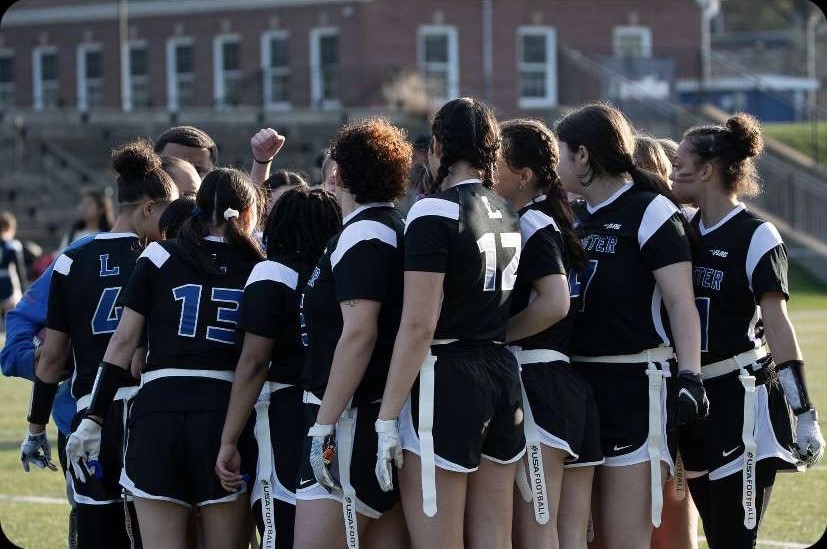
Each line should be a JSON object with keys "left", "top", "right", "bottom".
{"left": 172, "top": 284, "right": 243, "bottom": 345}
{"left": 476, "top": 232, "right": 521, "bottom": 292}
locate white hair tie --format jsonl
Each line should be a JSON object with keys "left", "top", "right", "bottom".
{"left": 223, "top": 208, "right": 239, "bottom": 221}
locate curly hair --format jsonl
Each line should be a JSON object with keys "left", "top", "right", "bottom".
{"left": 329, "top": 117, "right": 412, "bottom": 203}
{"left": 501, "top": 118, "right": 587, "bottom": 271}
{"left": 111, "top": 138, "right": 178, "bottom": 207}
{"left": 431, "top": 97, "right": 500, "bottom": 192}
{"left": 682, "top": 113, "right": 763, "bottom": 197}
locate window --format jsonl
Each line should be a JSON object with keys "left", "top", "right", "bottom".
{"left": 214, "top": 35, "right": 241, "bottom": 108}
{"left": 33, "top": 47, "right": 59, "bottom": 110}
{"left": 613, "top": 26, "right": 652, "bottom": 59}
{"left": 517, "top": 27, "right": 557, "bottom": 108}
{"left": 310, "top": 28, "right": 339, "bottom": 108}
{"left": 261, "top": 30, "right": 290, "bottom": 109}
{"left": 129, "top": 43, "right": 150, "bottom": 108}
{"left": 418, "top": 25, "right": 459, "bottom": 103}
{"left": 77, "top": 44, "right": 103, "bottom": 110}
{"left": 166, "top": 37, "right": 194, "bottom": 110}
{"left": 0, "top": 51, "right": 14, "bottom": 108}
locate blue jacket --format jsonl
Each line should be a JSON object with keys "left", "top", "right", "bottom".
{"left": 1, "top": 234, "right": 97, "bottom": 435}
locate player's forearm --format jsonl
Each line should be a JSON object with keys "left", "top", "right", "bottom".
{"left": 667, "top": 295, "right": 701, "bottom": 374}
{"left": 250, "top": 160, "right": 271, "bottom": 185}
{"left": 378, "top": 321, "right": 434, "bottom": 421}
{"left": 221, "top": 357, "right": 269, "bottom": 445}
{"left": 506, "top": 290, "right": 568, "bottom": 343}
{"left": 760, "top": 295, "right": 802, "bottom": 364}
{"left": 316, "top": 327, "right": 377, "bottom": 424}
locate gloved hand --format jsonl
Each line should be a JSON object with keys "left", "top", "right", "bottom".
{"left": 308, "top": 423, "right": 341, "bottom": 496}
{"left": 676, "top": 371, "right": 709, "bottom": 426}
{"left": 375, "top": 418, "right": 403, "bottom": 492}
{"left": 793, "top": 409, "right": 825, "bottom": 468}
{"left": 20, "top": 428, "right": 57, "bottom": 472}
{"left": 65, "top": 418, "right": 103, "bottom": 483}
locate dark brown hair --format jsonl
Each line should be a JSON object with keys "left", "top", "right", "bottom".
{"left": 431, "top": 97, "right": 500, "bottom": 191}
{"left": 330, "top": 117, "right": 412, "bottom": 203}
{"left": 176, "top": 168, "right": 264, "bottom": 275}
{"left": 158, "top": 197, "right": 196, "bottom": 239}
{"left": 154, "top": 125, "right": 218, "bottom": 165}
{"left": 264, "top": 187, "right": 342, "bottom": 262}
{"left": 112, "top": 138, "right": 178, "bottom": 208}
{"left": 264, "top": 169, "right": 308, "bottom": 192}
{"left": 74, "top": 188, "right": 114, "bottom": 233}
{"left": 500, "top": 118, "right": 587, "bottom": 271}
{"left": 682, "top": 113, "right": 763, "bottom": 197}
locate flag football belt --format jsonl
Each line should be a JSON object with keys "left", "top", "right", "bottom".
{"left": 76, "top": 386, "right": 139, "bottom": 413}
{"left": 572, "top": 346, "right": 674, "bottom": 528}
{"left": 510, "top": 347, "right": 569, "bottom": 525}
{"left": 253, "top": 382, "right": 295, "bottom": 549}
{"left": 702, "top": 345, "right": 769, "bottom": 530}
{"left": 140, "top": 368, "right": 235, "bottom": 385}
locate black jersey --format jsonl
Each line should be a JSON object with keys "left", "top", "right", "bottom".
{"left": 509, "top": 196, "right": 574, "bottom": 353}
{"left": 405, "top": 179, "right": 521, "bottom": 343}
{"left": 119, "top": 237, "right": 256, "bottom": 415}
{"left": 571, "top": 184, "right": 692, "bottom": 356}
{"left": 300, "top": 203, "right": 404, "bottom": 406}
{"left": 690, "top": 205, "right": 788, "bottom": 365}
{"left": 47, "top": 233, "right": 141, "bottom": 399}
{"left": 240, "top": 255, "right": 314, "bottom": 384}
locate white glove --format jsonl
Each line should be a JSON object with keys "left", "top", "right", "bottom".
{"left": 20, "top": 428, "right": 57, "bottom": 472}
{"left": 375, "top": 418, "right": 403, "bottom": 492}
{"left": 65, "top": 418, "right": 103, "bottom": 483}
{"left": 794, "top": 409, "right": 825, "bottom": 468}
{"left": 308, "top": 423, "right": 341, "bottom": 496}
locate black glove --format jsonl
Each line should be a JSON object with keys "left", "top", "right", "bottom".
{"left": 676, "top": 371, "right": 709, "bottom": 425}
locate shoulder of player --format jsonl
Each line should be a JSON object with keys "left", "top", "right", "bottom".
{"left": 404, "top": 194, "right": 461, "bottom": 232}
{"left": 519, "top": 207, "right": 561, "bottom": 245}
{"left": 245, "top": 259, "right": 301, "bottom": 291}
{"left": 745, "top": 219, "right": 784, "bottom": 278}
{"left": 137, "top": 240, "right": 176, "bottom": 268}
{"left": 637, "top": 192, "right": 681, "bottom": 247}
{"left": 330, "top": 218, "right": 399, "bottom": 268}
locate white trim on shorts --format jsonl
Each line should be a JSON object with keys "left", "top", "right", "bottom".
{"left": 481, "top": 449, "right": 526, "bottom": 465}
{"left": 398, "top": 395, "right": 477, "bottom": 474}
{"left": 294, "top": 484, "right": 382, "bottom": 520}
{"left": 69, "top": 474, "right": 126, "bottom": 506}
{"left": 565, "top": 459, "right": 606, "bottom": 469}
{"left": 120, "top": 470, "right": 191, "bottom": 508}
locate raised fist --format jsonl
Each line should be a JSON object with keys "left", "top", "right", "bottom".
{"left": 251, "top": 128, "right": 286, "bottom": 163}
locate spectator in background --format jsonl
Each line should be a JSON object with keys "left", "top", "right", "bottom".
{"left": 1, "top": 211, "right": 25, "bottom": 324}
{"left": 319, "top": 148, "right": 337, "bottom": 193}
{"left": 153, "top": 125, "right": 218, "bottom": 178}
{"left": 57, "top": 188, "right": 113, "bottom": 252}
{"left": 161, "top": 155, "right": 201, "bottom": 197}
{"left": 263, "top": 169, "right": 309, "bottom": 213}
{"left": 658, "top": 138, "right": 680, "bottom": 165}
{"left": 397, "top": 134, "right": 431, "bottom": 215}
{"left": 634, "top": 135, "right": 673, "bottom": 180}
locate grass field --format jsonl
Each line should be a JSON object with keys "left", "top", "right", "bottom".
{"left": 0, "top": 267, "right": 825, "bottom": 548}
{"left": 765, "top": 121, "right": 827, "bottom": 168}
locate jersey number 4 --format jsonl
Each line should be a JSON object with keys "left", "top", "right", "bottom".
{"left": 172, "top": 284, "right": 243, "bottom": 345}
{"left": 476, "top": 232, "right": 521, "bottom": 292}
{"left": 91, "top": 287, "right": 123, "bottom": 335}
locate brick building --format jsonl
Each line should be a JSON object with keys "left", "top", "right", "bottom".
{"left": 0, "top": 0, "right": 705, "bottom": 118}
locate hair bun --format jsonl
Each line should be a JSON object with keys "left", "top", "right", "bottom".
{"left": 725, "top": 113, "right": 763, "bottom": 159}
{"left": 111, "top": 138, "right": 162, "bottom": 178}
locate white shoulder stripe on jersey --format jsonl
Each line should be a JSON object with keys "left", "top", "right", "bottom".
{"left": 53, "top": 254, "right": 73, "bottom": 276}
{"left": 404, "top": 198, "right": 460, "bottom": 234}
{"left": 745, "top": 222, "right": 784, "bottom": 288}
{"left": 331, "top": 220, "right": 397, "bottom": 269}
{"left": 245, "top": 260, "right": 300, "bottom": 290}
{"left": 638, "top": 195, "right": 680, "bottom": 249}
{"left": 139, "top": 242, "right": 171, "bottom": 268}
{"left": 520, "top": 209, "right": 560, "bottom": 245}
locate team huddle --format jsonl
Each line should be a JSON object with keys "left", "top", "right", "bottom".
{"left": 15, "top": 97, "right": 825, "bottom": 549}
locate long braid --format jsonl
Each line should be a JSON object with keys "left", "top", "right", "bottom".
{"left": 264, "top": 187, "right": 342, "bottom": 261}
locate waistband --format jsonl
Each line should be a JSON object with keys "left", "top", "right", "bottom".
{"left": 302, "top": 391, "right": 322, "bottom": 406}
{"left": 263, "top": 381, "right": 294, "bottom": 393}
{"left": 510, "top": 347, "right": 570, "bottom": 365}
{"left": 701, "top": 346, "right": 769, "bottom": 381}
{"left": 572, "top": 347, "right": 674, "bottom": 364}
{"left": 140, "top": 368, "right": 234, "bottom": 386}
{"left": 76, "top": 386, "right": 139, "bottom": 413}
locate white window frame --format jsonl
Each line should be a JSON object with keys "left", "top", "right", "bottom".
{"left": 261, "top": 30, "right": 290, "bottom": 110}
{"left": 32, "top": 46, "right": 58, "bottom": 111}
{"left": 76, "top": 43, "right": 102, "bottom": 111}
{"left": 309, "top": 27, "right": 340, "bottom": 109}
{"left": 613, "top": 25, "right": 653, "bottom": 59}
{"left": 516, "top": 26, "right": 557, "bottom": 109}
{"left": 213, "top": 33, "right": 242, "bottom": 108}
{"left": 0, "top": 48, "right": 15, "bottom": 109}
{"left": 121, "top": 39, "right": 149, "bottom": 111}
{"left": 166, "top": 37, "right": 194, "bottom": 111}
{"left": 417, "top": 24, "right": 459, "bottom": 103}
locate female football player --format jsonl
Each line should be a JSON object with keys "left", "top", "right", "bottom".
{"left": 23, "top": 139, "right": 178, "bottom": 548}
{"left": 497, "top": 118, "right": 602, "bottom": 549}
{"left": 293, "top": 117, "right": 411, "bottom": 548}
{"left": 673, "top": 113, "right": 824, "bottom": 548}
{"left": 66, "top": 168, "right": 264, "bottom": 549}
{"left": 215, "top": 186, "right": 342, "bottom": 549}
{"left": 375, "top": 97, "right": 524, "bottom": 548}
{"left": 555, "top": 103, "right": 708, "bottom": 549}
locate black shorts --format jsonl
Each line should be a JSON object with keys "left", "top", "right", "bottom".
{"left": 521, "top": 360, "right": 604, "bottom": 467}
{"left": 251, "top": 385, "right": 304, "bottom": 505}
{"left": 400, "top": 345, "right": 525, "bottom": 472}
{"left": 69, "top": 401, "right": 128, "bottom": 505}
{"left": 295, "top": 399, "right": 399, "bottom": 519}
{"left": 121, "top": 410, "right": 256, "bottom": 507}
{"left": 679, "top": 369, "right": 799, "bottom": 480}
{"left": 574, "top": 360, "right": 677, "bottom": 471}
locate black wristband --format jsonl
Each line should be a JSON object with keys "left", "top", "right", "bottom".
{"left": 27, "top": 377, "right": 59, "bottom": 425}
{"left": 253, "top": 155, "right": 273, "bottom": 164}
{"left": 86, "top": 361, "right": 123, "bottom": 422}
{"left": 777, "top": 360, "right": 812, "bottom": 414}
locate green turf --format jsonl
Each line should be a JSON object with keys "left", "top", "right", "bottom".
{"left": 765, "top": 121, "right": 827, "bottom": 167}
